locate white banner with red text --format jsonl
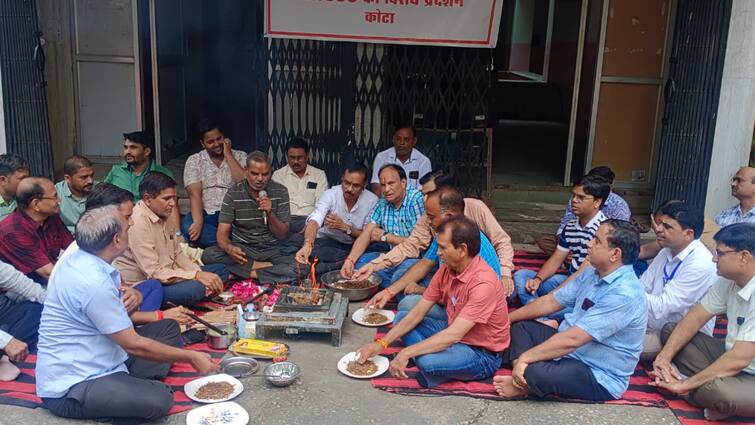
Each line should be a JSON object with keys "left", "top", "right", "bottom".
{"left": 265, "top": 0, "right": 504, "bottom": 48}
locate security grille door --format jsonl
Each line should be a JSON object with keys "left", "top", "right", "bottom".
{"left": 0, "top": 0, "right": 54, "bottom": 176}
{"left": 653, "top": 0, "right": 732, "bottom": 211}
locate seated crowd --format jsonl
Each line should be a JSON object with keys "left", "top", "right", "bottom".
{"left": 0, "top": 121, "right": 753, "bottom": 422}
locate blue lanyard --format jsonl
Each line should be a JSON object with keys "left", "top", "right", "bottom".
{"left": 662, "top": 248, "right": 695, "bottom": 284}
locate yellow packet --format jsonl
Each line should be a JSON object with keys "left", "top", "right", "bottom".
{"left": 231, "top": 338, "right": 289, "bottom": 357}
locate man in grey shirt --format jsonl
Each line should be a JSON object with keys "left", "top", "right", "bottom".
{"left": 0, "top": 260, "right": 46, "bottom": 381}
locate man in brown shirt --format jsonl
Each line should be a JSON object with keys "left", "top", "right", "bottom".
{"left": 114, "top": 172, "right": 227, "bottom": 306}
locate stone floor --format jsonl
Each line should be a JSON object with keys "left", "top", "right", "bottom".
{"left": 1, "top": 305, "right": 681, "bottom": 425}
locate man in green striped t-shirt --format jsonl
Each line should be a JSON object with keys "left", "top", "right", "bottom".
{"left": 202, "top": 151, "right": 297, "bottom": 283}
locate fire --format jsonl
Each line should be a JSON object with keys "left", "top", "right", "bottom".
{"left": 308, "top": 257, "right": 320, "bottom": 290}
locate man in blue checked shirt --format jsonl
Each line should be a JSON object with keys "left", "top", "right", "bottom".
{"left": 341, "top": 164, "right": 425, "bottom": 285}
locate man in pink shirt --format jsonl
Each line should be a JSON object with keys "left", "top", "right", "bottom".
{"left": 356, "top": 217, "right": 510, "bottom": 388}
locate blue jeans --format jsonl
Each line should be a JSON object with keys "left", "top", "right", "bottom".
{"left": 180, "top": 211, "right": 220, "bottom": 248}
{"left": 134, "top": 279, "right": 164, "bottom": 312}
{"left": 162, "top": 264, "right": 229, "bottom": 306}
{"left": 397, "top": 295, "right": 447, "bottom": 321}
{"left": 0, "top": 296, "right": 42, "bottom": 345}
{"left": 394, "top": 311, "right": 502, "bottom": 388}
{"left": 514, "top": 269, "right": 568, "bottom": 320}
{"left": 355, "top": 253, "right": 420, "bottom": 290}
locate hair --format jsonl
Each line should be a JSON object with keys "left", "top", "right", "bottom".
{"left": 419, "top": 170, "right": 455, "bottom": 189}
{"left": 122, "top": 131, "right": 155, "bottom": 151}
{"left": 75, "top": 205, "right": 123, "bottom": 254}
{"left": 437, "top": 217, "right": 481, "bottom": 257}
{"left": 657, "top": 200, "right": 704, "bottom": 238}
{"left": 428, "top": 186, "right": 465, "bottom": 215}
{"left": 587, "top": 166, "right": 616, "bottom": 185}
{"left": 196, "top": 118, "right": 222, "bottom": 140}
{"left": 343, "top": 162, "right": 369, "bottom": 181}
{"left": 85, "top": 183, "right": 133, "bottom": 211}
{"left": 0, "top": 154, "right": 29, "bottom": 178}
{"left": 653, "top": 199, "right": 683, "bottom": 215}
{"left": 378, "top": 163, "right": 407, "bottom": 181}
{"left": 63, "top": 155, "right": 93, "bottom": 176}
{"left": 714, "top": 223, "right": 755, "bottom": 256}
{"left": 575, "top": 174, "right": 611, "bottom": 208}
{"left": 139, "top": 172, "right": 176, "bottom": 199}
{"left": 602, "top": 219, "right": 640, "bottom": 265}
{"left": 286, "top": 138, "right": 309, "bottom": 154}
{"left": 16, "top": 177, "right": 49, "bottom": 208}
{"left": 393, "top": 122, "right": 415, "bottom": 137}
{"left": 246, "top": 150, "right": 270, "bottom": 167}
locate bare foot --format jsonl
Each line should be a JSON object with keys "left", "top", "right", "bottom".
{"left": 0, "top": 356, "right": 20, "bottom": 381}
{"left": 493, "top": 375, "right": 529, "bottom": 398}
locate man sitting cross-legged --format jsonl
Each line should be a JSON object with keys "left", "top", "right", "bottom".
{"left": 650, "top": 223, "right": 755, "bottom": 420}
{"left": 114, "top": 172, "right": 228, "bottom": 306}
{"left": 513, "top": 174, "right": 610, "bottom": 317}
{"left": 202, "top": 151, "right": 297, "bottom": 283}
{"left": 495, "top": 220, "right": 647, "bottom": 401}
{"left": 639, "top": 201, "right": 717, "bottom": 361}
{"left": 356, "top": 217, "right": 510, "bottom": 388}
{"left": 364, "top": 187, "right": 502, "bottom": 321}
{"left": 37, "top": 205, "right": 218, "bottom": 422}
{"left": 294, "top": 163, "right": 378, "bottom": 274}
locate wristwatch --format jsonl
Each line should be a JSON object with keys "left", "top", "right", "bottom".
{"left": 346, "top": 226, "right": 352, "bottom": 236}
{"left": 380, "top": 232, "right": 388, "bottom": 242}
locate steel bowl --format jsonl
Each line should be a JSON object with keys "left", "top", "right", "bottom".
{"left": 220, "top": 356, "right": 260, "bottom": 378}
{"left": 319, "top": 271, "right": 381, "bottom": 302}
{"left": 263, "top": 362, "right": 301, "bottom": 387}
{"left": 207, "top": 323, "right": 236, "bottom": 350}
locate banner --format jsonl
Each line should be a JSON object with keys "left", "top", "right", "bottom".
{"left": 265, "top": 0, "right": 504, "bottom": 48}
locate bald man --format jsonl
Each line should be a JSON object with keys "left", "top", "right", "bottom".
{"left": 0, "top": 177, "right": 73, "bottom": 283}
{"left": 716, "top": 167, "right": 755, "bottom": 227}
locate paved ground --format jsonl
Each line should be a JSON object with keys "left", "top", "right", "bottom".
{"left": 0, "top": 300, "right": 681, "bottom": 425}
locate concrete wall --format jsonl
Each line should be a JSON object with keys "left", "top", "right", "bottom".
{"left": 37, "top": 0, "right": 77, "bottom": 178}
{"left": 704, "top": 0, "right": 755, "bottom": 217}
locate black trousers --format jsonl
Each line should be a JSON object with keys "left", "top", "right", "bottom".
{"left": 41, "top": 320, "right": 181, "bottom": 424}
{"left": 502, "top": 320, "right": 614, "bottom": 401}
{"left": 202, "top": 242, "right": 297, "bottom": 283}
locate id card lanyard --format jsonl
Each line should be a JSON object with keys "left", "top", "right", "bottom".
{"left": 662, "top": 248, "right": 696, "bottom": 285}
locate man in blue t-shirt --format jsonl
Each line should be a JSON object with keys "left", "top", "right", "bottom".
{"left": 366, "top": 187, "right": 500, "bottom": 321}
{"left": 513, "top": 175, "right": 610, "bottom": 316}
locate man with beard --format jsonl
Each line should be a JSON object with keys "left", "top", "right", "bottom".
{"left": 202, "top": 151, "right": 296, "bottom": 283}
{"left": 55, "top": 155, "right": 97, "bottom": 233}
{"left": 181, "top": 120, "right": 247, "bottom": 247}
{"left": 104, "top": 132, "right": 173, "bottom": 203}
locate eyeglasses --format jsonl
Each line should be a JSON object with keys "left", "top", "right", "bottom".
{"left": 714, "top": 249, "right": 739, "bottom": 258}
{"left": 571, "top": 193, "right": 594, "bottom": 203}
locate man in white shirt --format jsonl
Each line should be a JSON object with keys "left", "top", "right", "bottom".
{"left": 272, "top": 138, "right": 329, "bottom": 234}
{"left": 640, "top": 201, "right": 717, "bottom": 361}
{"left": 294, "top": 163, "right": 378, "bottom": 274}
{"left": 181, "top": 120, "right": 247, "bottom": 247}
{"left": 370, "top": 124, "right": 432, "bottom": 196}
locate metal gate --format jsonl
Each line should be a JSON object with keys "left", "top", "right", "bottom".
{"left": 653, "top": 0, "right": 732, "bottom": 212}
{"left": 0, "top": 0, "right": 53, "bottom": 177}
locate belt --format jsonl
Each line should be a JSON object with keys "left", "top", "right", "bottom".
{"left": 472, "top": 345, "right": 504, "bottom": 358}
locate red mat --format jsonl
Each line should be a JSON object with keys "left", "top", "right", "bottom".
{"left": 0, "top": 342, "right": 226, "bottom": 416}
{"left": 369, "top": 251, "right": 755, "bottom": 424}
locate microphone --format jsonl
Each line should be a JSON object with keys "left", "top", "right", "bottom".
{"left": 259, "top": 190, "right": 268, "bottom": 226}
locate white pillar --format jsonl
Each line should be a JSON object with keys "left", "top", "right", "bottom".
{"left": 704, "top": 0, "right": 755, "bottom": 218}
{"left": 0, "top": 62, "right": 6, "bottom": 154}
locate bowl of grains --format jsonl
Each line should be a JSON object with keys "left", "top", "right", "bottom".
{"left": 320, "top": 271, "right": 381, "bottom": 301}
{"left": 351, "top": 308, "right": 395, "bottom": 327}
{"left": 184, "top": 374, "right": 244, "bottom": 403}
{"left": 337, "top": 352, "right": 389, "bottom": 379}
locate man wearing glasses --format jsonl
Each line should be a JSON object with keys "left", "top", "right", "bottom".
{"left": 0, "top": 177, "right": 73, "bottom": 283}
{"left": 513, "top": 175, "right": 610, "bottom": 319}
{"left": 651, "top": 223, "right": 755, "bottom": 421}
